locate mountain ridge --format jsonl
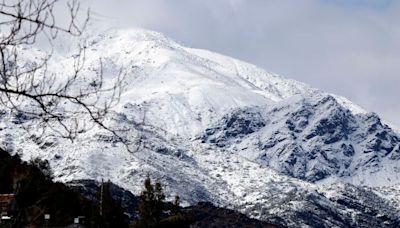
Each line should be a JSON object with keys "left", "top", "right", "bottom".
{"left": 2, "top": 28, "right": 400, "bottom": 227}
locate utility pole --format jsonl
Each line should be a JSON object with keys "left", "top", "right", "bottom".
{"left": 99, "top": 179, "right": 104, "bottom": 217}
{"left": 44, "top": 214, "right": 50, "bottom": 228}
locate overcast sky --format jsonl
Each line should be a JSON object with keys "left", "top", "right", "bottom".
{"left": 81, "top": 0, "right": 400, "bottom": 127}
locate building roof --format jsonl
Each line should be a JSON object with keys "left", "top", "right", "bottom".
{"left": 0, "top": 194, "right": 15, "bottom": 204}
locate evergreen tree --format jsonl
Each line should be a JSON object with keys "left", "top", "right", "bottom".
{"left": 154, "top": 181, "right": 165, "bottom": 219}
{"left": 172, "top": 195, "right": 181, "bottom": 215}
{"left": 137, "top": 176, "right": 165, "bottom": 228}
{"left": 98, "top": 181, "right": 129, "bottom": 228}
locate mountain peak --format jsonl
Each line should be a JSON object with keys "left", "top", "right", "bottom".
{"left": 3, "top": 28, "right": 400, "bottom": 227}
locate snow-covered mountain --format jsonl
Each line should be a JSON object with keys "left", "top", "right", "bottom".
{"left": 2, "top": 28, "right": 400, "bottom": 227}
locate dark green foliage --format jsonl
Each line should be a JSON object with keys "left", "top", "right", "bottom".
{"left": 133, "top": 177, "right": 194, "bottom": 228}
{"left": 154, "top": 181, "right": 165, "bottom": 217}
{"left": 172, "top": 195, "right": 181, "bottom": 215}
{"left": 136, "top": 176, "right": 165, "bottom": 228}
{"left": 99, "top": 181, "right": 129, "bottom": 228}
{"left": 30, "top": 157, "right": 53, "bottom": 180}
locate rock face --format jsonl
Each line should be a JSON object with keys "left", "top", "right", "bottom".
{"left": 200, "top": 108, "right": 266, "bottom": 147}
{"left": 1, "top": 28, "right": 400, "bottom": 227}
{"left": 201, "top": 94, "right": 400, "bottom": 184}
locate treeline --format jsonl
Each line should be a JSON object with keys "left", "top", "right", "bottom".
{"left": 0, "top": 149, "right": 127, "bottom": 227}
{"left": 0, "top": 147, "right": 191, "bottom": 227}
{"left": 0, "top": 149, "right": 275, "bottom": 227}
{"left": 132, "top": 176, "right": 192, "bottom": 227}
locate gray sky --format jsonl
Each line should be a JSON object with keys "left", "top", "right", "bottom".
{"left": 82, "top": 0, "right": 400, "bottom": 127}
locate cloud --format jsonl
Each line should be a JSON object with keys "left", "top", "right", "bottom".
{"left": 82, "top": 0, "right": 400, "bottom": 127}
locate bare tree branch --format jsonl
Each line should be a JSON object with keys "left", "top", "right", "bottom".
{"left": 0, "top": 0, "right": 126, "bottom": 147}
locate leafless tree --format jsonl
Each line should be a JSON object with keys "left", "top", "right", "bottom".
{"left": 0, "top": 0, "right": 125, "bottom": 142}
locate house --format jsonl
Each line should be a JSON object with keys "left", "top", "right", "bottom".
{"left": 0, "top": 194, "right": 16, "bottom": 215}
